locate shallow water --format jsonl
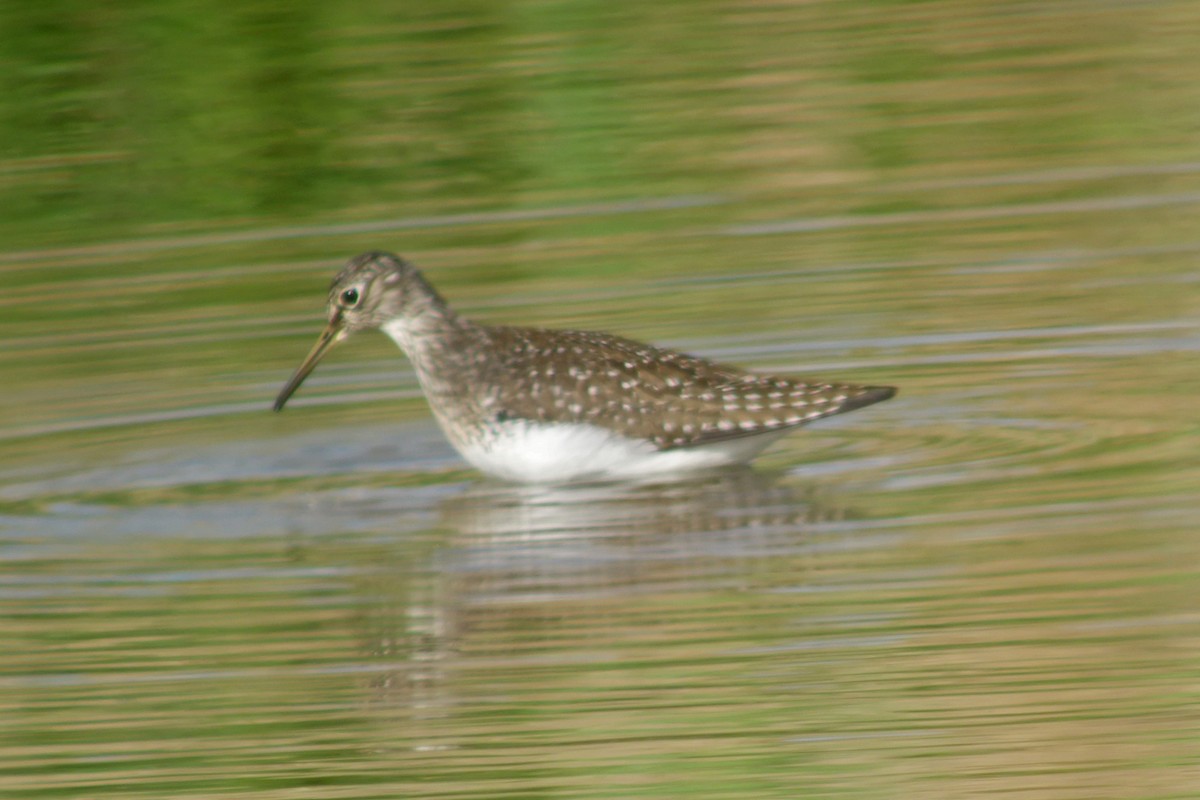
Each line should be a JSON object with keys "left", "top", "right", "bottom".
{"left": 4, "top": 2, "right": 1200, "bottom": 798}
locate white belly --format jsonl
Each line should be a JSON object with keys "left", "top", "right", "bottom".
{"left": 454, "top": 419, "right": 789, "bottom": 484}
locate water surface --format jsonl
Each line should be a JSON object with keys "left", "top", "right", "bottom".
{"left": 3, "top": 2, "right": 1199, "bottom": 798}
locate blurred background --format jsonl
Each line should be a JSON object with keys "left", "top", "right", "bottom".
{"left": 3, "top": 2, "right": 1199, "bottom": 798}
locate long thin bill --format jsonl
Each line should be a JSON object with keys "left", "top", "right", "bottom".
{"left": 273, "top": 320, "right": 343, "bottom": 411}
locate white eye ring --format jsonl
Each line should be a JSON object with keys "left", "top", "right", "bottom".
{"left": 340, "top": 287, "right": 361, "bottom": 307}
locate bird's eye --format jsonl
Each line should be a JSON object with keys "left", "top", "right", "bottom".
{"left": 340, "top": 288, "right": 360, "bottom": 307}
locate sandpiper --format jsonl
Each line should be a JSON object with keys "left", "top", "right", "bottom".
{"left": 274, "top": 251, "right": 895, "bottom": 483}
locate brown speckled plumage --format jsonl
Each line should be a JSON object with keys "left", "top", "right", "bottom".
{"left": 480, "top": 326, "right": 892, "bottom": 450}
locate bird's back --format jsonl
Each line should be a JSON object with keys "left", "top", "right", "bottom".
{"left": 481, "top": 325, "right": 895, "bottom": 451}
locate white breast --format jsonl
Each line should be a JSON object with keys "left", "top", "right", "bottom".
{"left": 456, "top": 419, "right": 790, "bottom": 484}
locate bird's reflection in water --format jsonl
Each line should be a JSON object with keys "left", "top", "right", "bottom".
{"left": 440, "top": 467, "right": 843, "bottom": 592}
{"left": 360, "top": 468, "right": 876, "bottom": 743}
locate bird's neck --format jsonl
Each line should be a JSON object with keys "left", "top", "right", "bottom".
{"left": 381, "top": 307, "right": 488, "bottom": 397}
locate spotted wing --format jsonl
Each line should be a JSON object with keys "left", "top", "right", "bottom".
{"left": 485, "top": 326, "right": 895, "bottom": 450}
